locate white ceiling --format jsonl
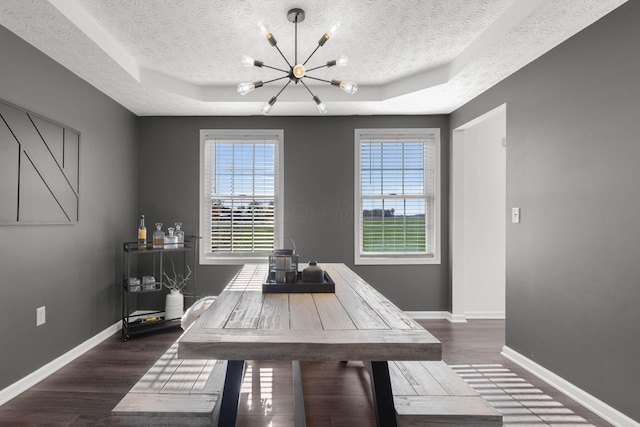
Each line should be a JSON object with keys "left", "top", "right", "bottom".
{"left": 0, "top": 0, "right": 627, "bottom": 116}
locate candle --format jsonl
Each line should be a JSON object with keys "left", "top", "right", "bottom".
{"left": 275, "top": 256, "right": 288, "bottom": 283}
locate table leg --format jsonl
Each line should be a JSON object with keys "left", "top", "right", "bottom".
{"left": 367, "top": 361, "right": 398, "bottom": 427}
{"left": 292, "top": 361, "right": 307, "bottom": 427}
{"left": 217, "top": 360, "right": 245, "bottom": 427}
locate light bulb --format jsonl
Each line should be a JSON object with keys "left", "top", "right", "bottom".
{"left": 237, "top": 81, "right": 263, "bottom": 95}
{"left": 241, "top": 55, "right": 263, "bottom": 68}
{"left": 261, "top": 103, "right": 273, "bottom": 115}
{"left": 339, "top": 81, "right": 358, "bottom": 94}
{"left": 318, "top": 20, "right": 340, "bottom": 46}
{"left": 258, "top": 22, "right": 277, "bottom": 46}
{"left": 241, "top": 55, "right": 255, "bottom": 67}
{"left": 331, "top": 79, "right": 358, "bottom": 95}
{"left": 292, "top": 64, "right": 305, "bottom": 79}
{"left": 327, "top": 20, "right": 340, "bottom": 38}
{"left": 313, "top": 96, "right": 328, "bottom": 115}
{"left": 237, "top": 83, "right": 254, "bottom": 95}
{"left": 237, "top": 82, "right": 255, "bottom": 95}
{"left": 327, "top": 55, "right": 348, "bottom": 68}
{"left": 258, "top": 22, "right": 270, "bottom": 38}
{"left": 262, "top": 97, "right": 277, "bottom": 115}
{"left": 316, "top": 102, "right": 328, "bottom": 115}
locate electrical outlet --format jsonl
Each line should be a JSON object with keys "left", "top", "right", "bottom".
{"left": 512, "top": 207, "right": 521, "bottom": 224}
{"left": 36, "top": 306, "right": 46, "bottom": 326}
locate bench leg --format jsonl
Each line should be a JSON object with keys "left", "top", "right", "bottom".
{"left": 367, "top": 361, "right": 398, "bottom": 427}
{"left": 292, "top": 361, "right": 306, "bottom": 427}
{"left": 217, "top": 360, "right": 245, "bottom": 427}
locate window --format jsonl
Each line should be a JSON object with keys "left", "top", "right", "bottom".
{"left": 354, "top": 129, "right": 440, "bottom": 265}
{"left": 200, "top": 130, "right": 283, "bottom": 264}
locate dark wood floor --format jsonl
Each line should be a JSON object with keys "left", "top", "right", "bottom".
{"left": 0, "top": 320, "right": 613, "bottom": 426}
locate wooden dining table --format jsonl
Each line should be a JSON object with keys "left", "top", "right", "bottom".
{"left": 178, "top": 263, "right": 442, "bottom": 426}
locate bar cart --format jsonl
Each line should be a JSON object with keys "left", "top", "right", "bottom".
{"left": 120, "top": 237, "right": 198, "bottom": 341}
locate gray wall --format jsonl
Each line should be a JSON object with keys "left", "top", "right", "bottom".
{"left": 138, "top": 115, "right": 450, "bottom": 311}
{"left": 0, "top": 26, "right": 138, "bottom": 389}
{"left": 451, "top": 2, "right": 640, "bottom": 421}
{"left": 6, "top": 1, "right": 637, "bottom": 420}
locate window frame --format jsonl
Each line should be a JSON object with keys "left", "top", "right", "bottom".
{"left": 199, "top": 129, "right": 284, "bottom": 265}
{"left": 354, "top": 128, "right": 441, "bottom": 265}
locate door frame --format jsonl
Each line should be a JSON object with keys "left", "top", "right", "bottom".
{"left": 451, "top": 103, "right": 507, "bottom": 322}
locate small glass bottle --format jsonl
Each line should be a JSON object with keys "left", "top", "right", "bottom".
{"left": 174, "top": 222, "right": 184, "bottom": 247}
{"left": 153, "top": 223, "right": 165, "bottom": 248}
{"left": 137, "top": 215, "right": 147, "bottom": 249}
{"left": 164, "top": 227, "right": 178, "bottom": 249}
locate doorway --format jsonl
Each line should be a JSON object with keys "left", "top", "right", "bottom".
{"left": 451, "top": 104, "right": 506, "bottom": 322}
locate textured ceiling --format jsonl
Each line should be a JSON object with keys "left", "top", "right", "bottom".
{"left": 0, "top": 0, "right": 628, "bottom": 116}
{"left": 77, "top": 0, "right": 513, "bottom": 85}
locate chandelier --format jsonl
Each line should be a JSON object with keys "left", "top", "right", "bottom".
{"left": 237, "top": 8, "right": 358, "bottom": 115}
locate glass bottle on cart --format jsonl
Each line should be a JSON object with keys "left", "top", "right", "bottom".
{"left": 153, "top": 223, "right": 165, "bottom": 248}
{"left": 137, "top": 215, "right": 147, "bottom": 248}
{"left": 174, "top": 222, "right": 185, "bottom": 247}
{"left": 164, "top": 227, "right": 178, "bottom": 249}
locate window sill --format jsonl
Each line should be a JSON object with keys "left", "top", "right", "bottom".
{"left": 354, "top": 255, "right": 441, "bottom": 265}
{"left": 200, "top": 255, "right": 269, "bottom": 265}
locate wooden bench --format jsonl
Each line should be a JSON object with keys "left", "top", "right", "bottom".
{"left": 111, "top": 341, "right": 228, "bottom": 425}
{"left": 112, "top": 342, "right": 500, "bottom": 426}
{"left": 388, "top": 360, "right": 502, "bottom": 426}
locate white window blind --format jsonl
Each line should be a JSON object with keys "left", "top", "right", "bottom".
{"left": 355, "top": 129, "right": 440, "bottom": 265}
{"left": 200, "top": 130, "right": 283, "bottom": 264}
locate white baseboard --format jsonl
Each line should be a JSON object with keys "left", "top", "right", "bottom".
{"left": 465, "top": 311, "right": 505, "bottom": 320}
{"left": 405, "top": 311, "right": 466, "bottom": 323}
{"left": 406, "top": 311, "right": 507, "bottom": 323}
{"left": 502, "top": 346, "right": 639, "bottom": 427}
{"left": 405, "top": 311, "right": 469, "bottom": 323}
{"left": 449, "top": 313, "right": 468, "bottom": 323}
{"left": 0, "top": 321, "right": 121, "bottom": 407}
{"left": 405, "top": 311, "right": 451, "bottom": 320}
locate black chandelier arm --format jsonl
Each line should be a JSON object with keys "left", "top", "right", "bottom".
{"left": 273, "top": 80, "right": 293, "bottom": 99}
{"left": 299, "top": 79, "right": 318, "bottom": 98}
{"left": 273, "top": 44, "right": 293, "bottom": 69}
{"left": 303, "top": 75, "right": 333, "bottom": 84}
{"left": 261, "top": 63, "right": 290, "bottom": 74}
{"left": 302, "top": 44, "right": 322, "bottom": 67}
{"left": 305, "top": 63, "right": 331, "bottom": 73}
{"left": 263, "top": 75, "right": 291, "bottom": 85}
{"left": 305, "top": 58, "right": 342, "bottom": 73}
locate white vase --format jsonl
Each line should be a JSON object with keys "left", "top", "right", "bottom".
{"left": 165, "top": 289, "right": 184, "bottom": 320}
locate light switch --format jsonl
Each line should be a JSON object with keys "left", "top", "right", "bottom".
{"left": 512, "top": 207, "right": 520, "bottom": 224}
{"left": 36, "top": 306, "right": 46, "bottom": 326}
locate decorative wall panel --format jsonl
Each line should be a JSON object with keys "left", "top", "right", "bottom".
{"left": 0, "top": 99, "right": 79, "bottom": 224}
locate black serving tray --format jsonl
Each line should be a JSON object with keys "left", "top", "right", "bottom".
{"left": 262, "top": 271, "right": 335, "bottom": 293}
